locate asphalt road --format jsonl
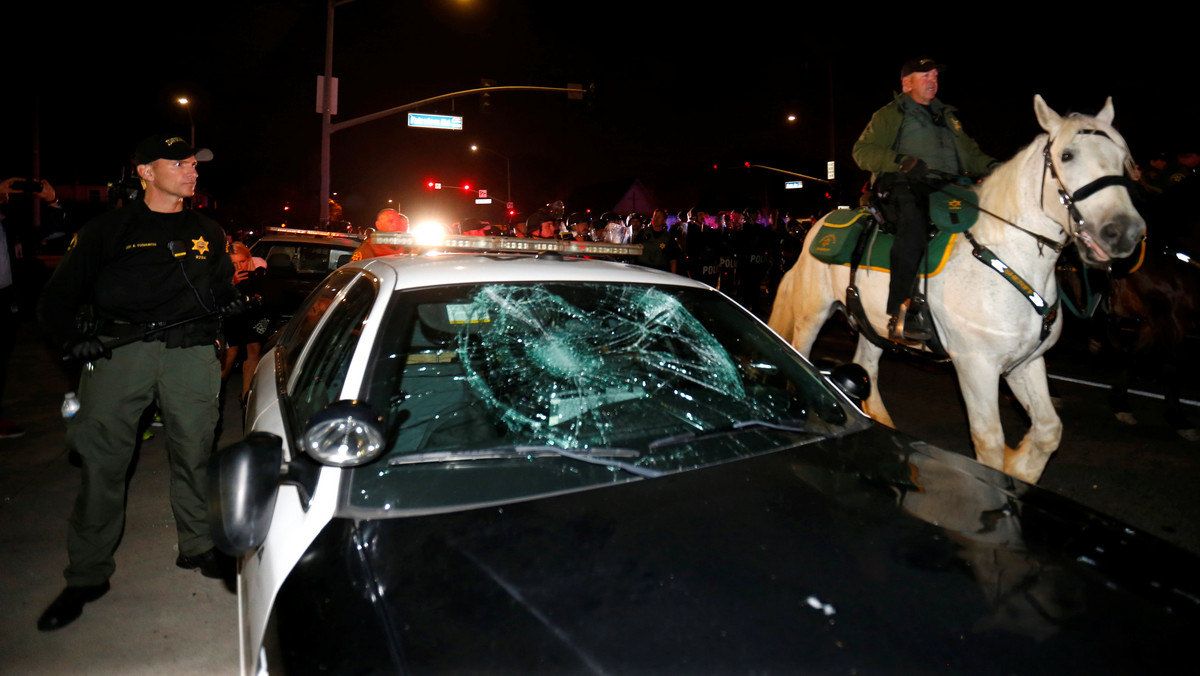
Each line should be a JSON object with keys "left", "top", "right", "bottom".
{"left": 1, "top": 314, "right": 1197, "bottom": 674}
{"left": 811, "top": 319, "right": 1200, "bottom": 557}
{"left": 0, "top": 324, "right": 240, "bottom": 675}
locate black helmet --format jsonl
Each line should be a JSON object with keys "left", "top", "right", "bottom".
{"left": 567, "top": 211, "right": 592, "bottom": 227}
{"left": 527, "top": 210, "right": 553, "bottom": 229}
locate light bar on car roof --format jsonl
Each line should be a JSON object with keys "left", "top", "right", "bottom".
{"left": 371, "top": 232, "right": 643, "bottom": 257}
{"left": 267, "top": 227, "right": 361, "bottom": 239}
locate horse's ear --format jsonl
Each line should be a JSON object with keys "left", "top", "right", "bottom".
{"left": 1034, "top": 95, "right": 1062, "bottom": 135}
{"left": 1097, "top": 97, "right": 1115, "bottom": 124}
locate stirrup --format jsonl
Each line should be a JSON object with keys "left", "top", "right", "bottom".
{"left": 902, "top": 297, "right": 933, "bottom": 341}
{"left": 887, "top": 314, "right": 919, "bottom": 346}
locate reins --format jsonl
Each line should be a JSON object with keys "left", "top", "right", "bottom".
{"left": 927, "top": 127, "right": 1134, "bottom": 255}
{"left": 933, "top": 126, "right": 1133, "bottom": 375}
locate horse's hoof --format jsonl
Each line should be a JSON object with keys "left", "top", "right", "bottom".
{"left": 1176, "top": 428, "right": 1200, "bottom": 442}
{"left": 1115, "top": 411, "right": 1138, "bottom": 425}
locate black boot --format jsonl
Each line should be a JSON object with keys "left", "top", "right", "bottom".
{"left": 37, "top": 582, "right": 110, "bottom": 631}
{"left": 902, "top": 296, "right": 933, "bottom": 341}
{"left": 177, "top": 548, "right": 231, "bottom": 579}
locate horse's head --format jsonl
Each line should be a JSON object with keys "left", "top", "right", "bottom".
{"left": 1035, "top": 95, "right": 1146, "bottom": 268}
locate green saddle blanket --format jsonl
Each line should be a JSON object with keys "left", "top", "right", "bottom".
{"left": 809, "top": 207, "right": 959, "bottom": 276}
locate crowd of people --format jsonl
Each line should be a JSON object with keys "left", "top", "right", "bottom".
{"left": 346, "top": 202, "right": 819, "bottom": 319}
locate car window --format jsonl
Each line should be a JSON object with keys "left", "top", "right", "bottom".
{"left": 346, "top": 282, "right": 866, "bottom": 514}
{"left": 253, "top": 242, "right": 355, "bottom": 274}
{"left": 276, "top": 268, "right": 361, "bottom": 379}
{"left": 288, "top": 275, "right": 377, "bottom": 428}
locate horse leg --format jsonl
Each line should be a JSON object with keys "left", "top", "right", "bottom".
{"left": 851, "top": 336, "right": 894, "bottom": 427}
{"left": 769, "top": 253, "right": 837, "bottom": 358}
{"left": 953, "top": 356, "right": 1006, "bottom": 473}
{"left": 1109, "top": 352, "right": 1137, "bottom": 426}
{"left": 1159, "top": 354, "right": 1200, "bottom": 440}
{"left": 1002, "top": 357, "right": 1063, "bottom": 484}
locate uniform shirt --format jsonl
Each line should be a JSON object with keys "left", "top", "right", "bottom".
{"left": 39, "top": 201, "right": 236, "bottom": 348}
{"left": 853, "top": 93, "right": 995, "bottom": 180}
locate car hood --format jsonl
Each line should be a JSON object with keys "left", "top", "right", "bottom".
{"left": 272, "top": 427, "right": 1200, "bottom": 674}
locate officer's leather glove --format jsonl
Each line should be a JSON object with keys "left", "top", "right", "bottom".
{"left": 68, "top": 336, "right": 111, "bottom": 362}
{"left": 219, "top": 295, "right": 256, "bottom": 317}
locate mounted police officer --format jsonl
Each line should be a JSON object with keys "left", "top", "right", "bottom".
{"left": 853, "top": 56, "right": 997, "bottom": 342}
{"left": 36, "top": 135, "right": 244, "bottom": 631}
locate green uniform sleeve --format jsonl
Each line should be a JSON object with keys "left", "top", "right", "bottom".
{"left": 852, "top": 105, "right": 904, "bottom": 174}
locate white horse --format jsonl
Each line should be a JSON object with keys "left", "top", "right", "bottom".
{"left": 769, "top": 96, "right": 1144, "bottom": 484}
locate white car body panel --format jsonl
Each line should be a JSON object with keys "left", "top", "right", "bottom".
{"left": 232, "top": 251, "right": 712, "bottom": 673}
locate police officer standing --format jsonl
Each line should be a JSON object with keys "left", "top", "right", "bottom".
{"left": 35, "top": 135, "right": 242, "bottom": 631}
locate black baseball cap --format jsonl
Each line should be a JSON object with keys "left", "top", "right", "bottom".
{"left": 134, "top": 134, "right": 213, "bottom": 164}
{"left": 900, "top": 56, "right": 945, "bottom": 78}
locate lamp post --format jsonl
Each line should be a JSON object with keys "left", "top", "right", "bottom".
{"left": 470, "top": 144, "right": 511, "bottom": 204}
{"left": 177, "top": 97, "right": 195, "bottom": 147}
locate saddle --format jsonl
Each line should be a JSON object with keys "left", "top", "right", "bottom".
{"left": 809, "top": 178, "right": 980, "bottom": 270}
{"left": 806, "top": 180, "right": 979, "bottom": 358}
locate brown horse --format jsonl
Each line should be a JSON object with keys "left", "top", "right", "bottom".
{"left": 1104, "top": 229, "right": 1200, "bottom": 438}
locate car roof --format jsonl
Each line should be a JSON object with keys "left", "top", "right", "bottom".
{"left": 353, "top": 252, "right": 707, "bottom": 293}
{"left": 252, "top": 227, "right": 364, "bottom": 248}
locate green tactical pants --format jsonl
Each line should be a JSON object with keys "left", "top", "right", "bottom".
{"left": 63, "top": 339, "right": 220, "bottom": 586}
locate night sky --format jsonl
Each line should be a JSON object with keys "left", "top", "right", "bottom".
{"left": 5, "top": 1, "right": 1196, "bottom": 229}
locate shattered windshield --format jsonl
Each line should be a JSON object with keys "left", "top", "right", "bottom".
{"left": 344, "top": 282, "right": 866, "bottom": 513}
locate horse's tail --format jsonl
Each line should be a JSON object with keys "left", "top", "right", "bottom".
{"left": 768, "top": 261, "right": 801, "bottom": 342}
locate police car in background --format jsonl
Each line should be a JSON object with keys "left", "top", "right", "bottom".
{"left": 245, "top": 227, "right": 365, "bottom": 332}
{"left": 210, "top": 231, "right": 1200, "bottom": 675}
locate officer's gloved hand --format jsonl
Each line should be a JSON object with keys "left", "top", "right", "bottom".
{"left": 68, "top": 336, "right": 111, "bottom": 362}
{"left": 900, "top": 156, "right": 930, "bottom": 182}
{"left": 219, "top": 294, "right": 256, "bottom": 317}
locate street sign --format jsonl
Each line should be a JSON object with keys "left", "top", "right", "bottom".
{"left": 785, "top": 180, "right": 803, "bottom": 190}
{"left": 407, "top": 113, "right": 463, "bottom": 131}
{"left": 827, "top": 161, "right": 836, "bottom": 181}
{"left": 475, "top": 198, "right": 493, "bottom": 205}
{"left": 478, "top": 189, "right": 488, "bottom": 199}
{"left": 316, "top": 76, "right": 339, "bottom": 115}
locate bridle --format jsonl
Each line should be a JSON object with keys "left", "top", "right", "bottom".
{"left": 1040, "top": 127, "right": 1136, "bottom": 243}
{"left": 956, "top": 126, "right": 1136, "bottom": 364}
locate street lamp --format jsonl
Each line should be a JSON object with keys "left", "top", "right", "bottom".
{"left": 469, "top": 144, "right": 511, "bottom": 204}
{"left": 177, "top": 97, "right": 195, "bottom": 147}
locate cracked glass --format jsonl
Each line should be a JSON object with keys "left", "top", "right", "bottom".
{"left": 345, "top": 282, "right": 866, "bottom": 513}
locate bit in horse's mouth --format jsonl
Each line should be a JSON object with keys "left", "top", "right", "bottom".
{"left": 1078, "top": 231, "right": 1111, "bottom": 262}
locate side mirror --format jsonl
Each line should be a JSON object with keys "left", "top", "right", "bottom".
{"left": 208, "top": 432, "right": 284, "bottom": 556}
{"left": 827, "top": 363, "right": 871, "bottom": 405}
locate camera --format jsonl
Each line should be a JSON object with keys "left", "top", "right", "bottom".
{"left": 10, "top": 178, "right": 42, "bottom": 193}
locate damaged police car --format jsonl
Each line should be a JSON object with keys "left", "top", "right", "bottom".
{"left": 210, "top": 232, "right": 1200, "bottom": 675}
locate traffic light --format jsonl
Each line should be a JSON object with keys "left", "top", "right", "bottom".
{"left": 481, "top": 78, "right": 496, "bottom": 113}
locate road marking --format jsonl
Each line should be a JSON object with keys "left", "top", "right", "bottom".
{"left": 1048, "top": 374, "right": 1200, "bottom": 408}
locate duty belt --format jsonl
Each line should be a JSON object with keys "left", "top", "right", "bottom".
{"left": 98, "top": 319, "right": 172, "bottom": 342}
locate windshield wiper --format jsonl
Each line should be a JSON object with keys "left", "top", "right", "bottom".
{"left": 388, "top": 445, "right": 664, "bottom": 478}
{"left": 648, "top": 419, "right": 810, "bottom": 451}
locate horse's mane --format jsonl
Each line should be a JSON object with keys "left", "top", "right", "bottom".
{"left": 971, "top": 110, "right": 1132, "bottom": 247}
{"left": 971, "top": 137, "right": 1045, "bottom": 245}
